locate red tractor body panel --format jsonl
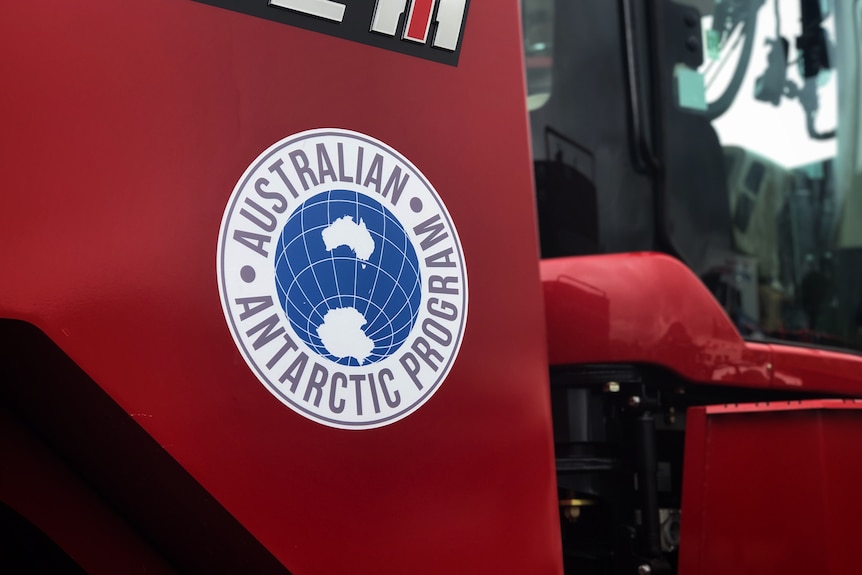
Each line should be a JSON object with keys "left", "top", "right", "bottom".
{"left": 679, "top": 400, "right": 862, "bottom": 575}
{"left": 542, "top": 254, "right": 862, "bottom": 396}
{"left": 0, "top": 1, "right": 563, "bottom": 573}
{"left": 4, "top": 1, "right": 862, "bottom": 574}
{"left": 541, "top": 253, "right": 773, "bottom": 386}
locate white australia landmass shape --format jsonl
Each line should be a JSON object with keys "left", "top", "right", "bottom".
{"left": 316, "top": 307, "right": 374, "bottom": 364}
{"left": 317, "top": 216, "right": 377, "bottom": 363}
{"left": 321, "top": 216, "right": 375, "bottom": 261}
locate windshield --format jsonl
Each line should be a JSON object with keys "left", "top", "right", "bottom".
{"left": 523, "top": 0, "right": 862, "bottom": 353}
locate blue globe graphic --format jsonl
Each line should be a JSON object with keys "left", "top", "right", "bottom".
{"left": 274, "top": 190, "right": 421, "bottom": 366}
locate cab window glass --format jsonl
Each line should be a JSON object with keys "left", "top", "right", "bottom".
{"left": 694, "top": 0, "right": 862, "bottom": 351}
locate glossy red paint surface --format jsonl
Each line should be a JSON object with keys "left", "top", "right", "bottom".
{"left": 0, "top": 2, "right": 562, "bottom": 573}
{"left": 541, "top": 253, "right": 772, "bottom": 386}
{"left": 770, "top": 344, "right": 862, "bottom": 395}
{"left": 679, "top": 400, "right": 862, "bottom": 575}
{"left": 542, "top": 253, "right": 862, "bottom": 396}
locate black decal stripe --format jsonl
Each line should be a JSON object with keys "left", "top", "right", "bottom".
{"left": 190, "top": 0, "right": 468, "bottom": 66}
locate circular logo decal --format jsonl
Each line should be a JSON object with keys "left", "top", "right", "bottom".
{"left": 217, "top": 129, "right": 468, "bottom": 429}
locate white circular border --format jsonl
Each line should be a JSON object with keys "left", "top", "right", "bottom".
{"left": 217, "top": 129, "right": 468, "bottom": 429}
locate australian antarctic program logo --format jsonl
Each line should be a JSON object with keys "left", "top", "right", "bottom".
{"left": 217, "top": 129, "right": 468, "bottom": 429}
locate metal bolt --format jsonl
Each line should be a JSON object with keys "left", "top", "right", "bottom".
{"left": 604, "top": 381, "right": 621, "bottom": 393}
{"left": 666, "top": 406, "right": 677, "bottom": 425}
{"left": 638, "top": 565, "right": 652, "bottom": 575}
{"left": 563, "top": 506, "right": 581, "bottom": 522}
{"left": 686, "top": 35, "right": 700, "bottom": 52}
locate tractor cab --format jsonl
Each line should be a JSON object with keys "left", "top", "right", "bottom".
{"left": 526, "top": 0, "right": 862, "bottom": 352}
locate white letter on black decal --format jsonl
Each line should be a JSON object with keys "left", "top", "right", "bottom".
{"left": 269, "top": 0, "right": 346, "bottom": 22}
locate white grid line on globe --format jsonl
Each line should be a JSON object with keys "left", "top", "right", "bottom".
{"left": 364, "top": 194, "right": 386, "bottom": 318}
{"left": 353, "top": 193, "right": 359, "bottom": 311}
{"left": 365, "top": 285, "right": 420, "bottom": 342}
{"left": 283, "top": 295, "right": 380, "bottom": 354}
{"left": 305, "top": 292, "right": 414, "bottom": 359}
{"left": 364, "top": 227, "right": 420, "bottom": 278}
{"left": 308, "top": 294, "right": 383, "bottom": 330}
{"left": 282, "top": 289, "right": 313, "bottom": 327}
{"left": 304, "top": 256, "right": 412, "bottom": 333}
{"left": 284, "top": 317, "right": 325, "bottom": 351}
{"left": 275, "top": 239, "right": 328, "bottom": 333}
{"left": 275, "top": 197, "right": 385, "bottom": 342}
{"left": 282, "top": 288, "right": 332, "bottom": 341}
{"left": 300, "top": 197, "right": 332, "bottom": 312}
{"left": 279, "top": 226, "right": 421, "bottom": 294}
{"left": 303, "top": 294, "right": 412, "bottom": 362}
{"left": 362, "top": 214, "right": 422, "bottom": 338}
{"left": 285, "top": 212, "right": 423, "bottom": 329}
{"left": 275, "top": 222, "right": 328, "bottom": 325}
{"left": 361, "top": 210, "right": 422, "bottom": 331}
{"left": 276, "top": 205, "right": 420, "bottom": 284}
{"left": 325, "top": 191, "right": 344, "bottom": 308}
{"left": 291, "top": 199, "right": 344, "bottom": 337}
{"left": 274, "top": 189, "right": 423, "bottom": 364}
{"left": 320, "top": 193, "right": 388, "bottom": 216}
{"left": 365, "top": 272, "right": 421, "bottom": 340}
{"left": 280, "top": 267, "right": 329, "bottom": 338}
{"left": 364, "top": 212, "right": 410, "bottom": 329}
{"left": 278, "top": 214, "right": 419, "bottom": 275}
{"left": 369, "top": 318, "right": 414, "bottom": 355}
{"left": 306, "top": 256, "right": 418, "bottom": 330}
{"left": 369, "top": 221, "right": 421, "bottom": 282}
{"left": 364, "top": 217, "right": 416, "bottom": 333}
